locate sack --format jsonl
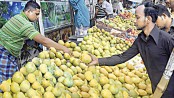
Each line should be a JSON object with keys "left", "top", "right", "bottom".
{"left": 20, "top": 40, "right": 42, "bottom": 66}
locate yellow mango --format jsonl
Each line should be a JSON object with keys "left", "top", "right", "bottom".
{"left": 101, "top": 89, "right": 113, "bottom": 98}
{"left": 99, "top": 68, "right": 108, "bottom": 76}
{"left": 89, "top": 79, "right": 98, "bottom": 87}
{"left": 138, "top": 89, "right": 147, "bottom": 96}
{"left": 80, "top": 92, "right": 90, "bottom": 98}
{"left": 80, "top": 85, "right": 90, "bottom": 92}
{"left": 84, "top": 71, "right": 93, "bottom": 81}
{"left": 108, "top": 74, "right": 116, "bottom": 80}
{"left": 104, "top": 66, "right": 112, "bottom": 73}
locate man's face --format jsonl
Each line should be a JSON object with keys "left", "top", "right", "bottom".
{"left": 166, "top": 0, "right": 170, "bottom": 7}
{"left": 135, "top": 6, "right": 146, "bottom": 30}
{"left": 156, "top": 16, "right": 167, "bottom": 29}
{"left": 27, "top": 8, "right": 40, "bottom": 22}
{"left": 98, "top": 0, "right": 103, "bottom": 4}
{"left": 171, "top": 0, "right": 174, "bottom": 12}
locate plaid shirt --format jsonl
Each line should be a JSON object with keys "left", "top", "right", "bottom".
{"left": 0, "top": 46, "right": 18, "bottom": 83}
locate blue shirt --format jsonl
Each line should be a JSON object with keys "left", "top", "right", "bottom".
{"left": 69, "top": 0, "right": 90, "bottom": 28}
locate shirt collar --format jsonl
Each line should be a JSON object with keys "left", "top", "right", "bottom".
{"left": 140, "top": 25, "right": 159, "bottom": 45}
{"left": 20, "top": 11, "right": 29, "bottom": 21}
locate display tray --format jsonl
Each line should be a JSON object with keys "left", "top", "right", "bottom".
{"left": 69, "top": 35, "right": 85, "bottom": 40}
{"left": 68, "top": 35, "right": 86, "bottom": 45}
{"left": 44, "top": 24, "right": 73, "bottom": 34}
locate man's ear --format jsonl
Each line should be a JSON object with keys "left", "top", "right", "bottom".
{"left": 162, "top": 13, "right": 167, "bottom": 19}
{"left": 25, "top": 9, "right": 30, "bottom": 14}
{"left": 146, "top": 16, "right": 152, "bottom": 23}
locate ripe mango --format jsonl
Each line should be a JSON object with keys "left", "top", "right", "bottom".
{"left": 49, "top": 47, "right": 57, "bottom": 53}
{"left": 3, "top": 92, "right": 12, "bottom": 98}
{"left": 81, "top": 85, "right": 90, "bottom": 92}
{"left": 20, "top": 80, "right": 30, "bottom": 92}
{"left": 100, "top": 76, "right": 109, "bottom": 85}
{"left": 44, "top": 92, "right": 55, "bottom": 98}
{"left": 109, "top": 85, "right": 119, "bottom": 94}
{"left": 80, "top": 53, "right": 92, "bottom": 64}
{"left": 89, "top": 79, "right": 98, "bottom": 87}
{"left": 71, "top": 92, "right": 81, "bottom": 98}
{"left": 52, "top": 88, "right": 62, "bottom": 97}
{"left": 81, "top": 92, "right": 90, "bottom": 98}
{"left": 74, "top": 80, "right": 84, "bottom": 87}
{"left": 101, "top": 89, "right": 113, "bottom": 98}
{"left": 125, "top": 76, "right": 133, "bottom": 84}
{"left": 108, "top": 74, "right": 116, "bottom": 80}
{"left": 100, "top": 68, "right": 108, "bottom": 76}
{"left": 138, "top": 89, "right": 147, "bottom": 96}
{"left": 85, "top": 71, "right": 93, "bottom": 81}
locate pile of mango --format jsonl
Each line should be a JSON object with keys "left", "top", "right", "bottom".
{"left": 0, "top": 27, "right": 152, "bottom": 98}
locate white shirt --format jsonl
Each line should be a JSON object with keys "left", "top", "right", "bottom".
{"left": 118, "top": 1, "right": 124, "bottom": 12}
{"left": 102, "top": 1, "right": 113, "bottom": 15}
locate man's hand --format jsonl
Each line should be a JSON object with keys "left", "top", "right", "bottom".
{"left": 62, "top": 46, "right": 72, "bottom": 54}
{"left": 89, "top": 54, "right": 99, "bottom": 66}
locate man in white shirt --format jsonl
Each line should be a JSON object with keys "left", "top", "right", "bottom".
{"left": 118, "top": 0, "right": 124, "bottom": 14}
{"left": 102, "top": 0, "right": 114, "bottom": 18}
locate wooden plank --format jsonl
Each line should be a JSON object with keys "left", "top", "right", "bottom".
{"left": 36, "top": 0, "right": 47, "bottom": 51}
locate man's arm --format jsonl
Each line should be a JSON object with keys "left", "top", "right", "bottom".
{"left": 33, "top": 34, "right": 71, "bottom": 53}
{"left": 95, "top": 5, "right": 99, "bottom": 19}
{"left": 103, "top": 8, "right": 108, "bottom": 16}
{"left": 89, "top": 39, "right": 139, "bottom": 66}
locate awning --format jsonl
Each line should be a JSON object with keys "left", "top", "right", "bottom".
{"left": 128, "top": 0, "right": 143, "bottom": 3}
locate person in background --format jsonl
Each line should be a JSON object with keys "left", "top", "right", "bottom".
{"left": 95, "top": 0, "right": 107, "bottom": 19}
{"left": 154, "top": 4, "right": 174, "bottom": 36}
{"left": 89, "top": 5, "right": 174, "bottom": 98}
{"left": 69, "top": 0, "right": 90, "bottom": 35}
{"left": 118, "top": 0, "right": 124, "bottom": 14}
{"left": 165, "top": 0, "right": 174, "bottom": 18}
{"left": 143, "top": 1, "right": 154, "bottom": 7}
{"left": 102, "top": 0, "right": 113, "bottom": 19}
{"left": 112, "top": 0, "right": 118, "bottom": 15}
{"left": 0, "top": 1, "right": 71, "bottom": 83}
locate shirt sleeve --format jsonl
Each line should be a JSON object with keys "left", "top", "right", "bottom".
{"left": 119, "top": 2, "right": 124, "bottom": 11}
{"left": 165, "top": 36, "right": 174, "bottom": 55}
{"left": 69, "top": 0, "right": 79, "bottom": 11}
{"left": 20, "top": 23, "right": 40, "bottom": 40}
{"left": 102, "top": 1, "right": 107, "bottom": 9}
{"left": 98, "top": 39, "right": 139, "bottom": 66}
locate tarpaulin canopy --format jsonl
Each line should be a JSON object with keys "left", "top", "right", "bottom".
{"left": 128, "top": 0, "right": 143, "bottom": 3}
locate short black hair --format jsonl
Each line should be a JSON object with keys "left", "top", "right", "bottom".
{"left": 144, "top": 7, "right": 158, "bottom": 23}
{"left": 23, "top": 0, "right": 40, "bottom": 11}
{"left": 143, "top": 1, "right": 154, "bottom": 7}
{"left": 153, "top": 4, "right": 171, "bottom": 17}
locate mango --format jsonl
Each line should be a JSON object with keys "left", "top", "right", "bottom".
{"left": 80, "top": 53, "right": 92, "bottom": 64}
{"left": 85, "top": 71, "right": 93, "bottom": 81}
{"left": 138, "top": 89, "right": 147, "bottom": 96}
{"left": 101, "top": 89, "right": 113, "bottom": 98}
